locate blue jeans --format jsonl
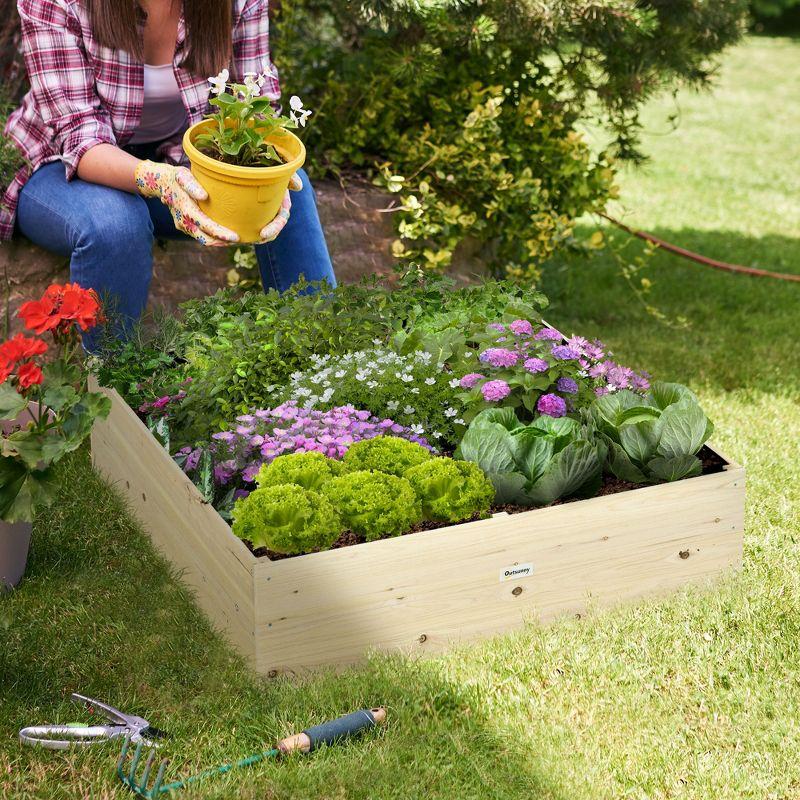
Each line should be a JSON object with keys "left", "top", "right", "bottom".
{"left": 16, "top": 160, "right": 336, "bottom": 340}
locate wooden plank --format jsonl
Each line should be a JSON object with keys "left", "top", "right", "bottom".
{"left": 253, "top": 466, "right": 744, "bottom": 672}
{"left": 90, "top": 386, "right": 258, "bottom": 665}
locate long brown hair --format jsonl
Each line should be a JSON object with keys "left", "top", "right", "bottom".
{"left": 85, "top": 0, "right": 233, "bottom": 78}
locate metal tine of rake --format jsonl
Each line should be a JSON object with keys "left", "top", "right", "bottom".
{"left": 117, "top": 735, "right": 171, "bottom": 798}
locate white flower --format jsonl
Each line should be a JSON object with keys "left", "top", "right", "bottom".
{"left": 401, "top": 374, "right": 414, "bottom": 383}
{"left": 410, "top": 387, "right": 420, "bottom": 394}
{"left": 289, "top": 95, "right": 313, "bottom": 127}
{"left": 449, "top": 378, "right": 460, "bottom": 388}
{"left": 432, "top": 431, "right": 442, "bottom": 439}
{"left": 367, "top": 381, "right": 378, "bottom": 388}
{"left": 403, "top": 405, "right": 416, "bottom": 415}
{"left": 372, "top": 338, "right": 382, "bottom": 346}
{"left": 411, "top": 424, "right": 425, "bottom": 435}
{"left": 335, "top": 370, "right": 346, "bottom": 378}
{"left": 424, "top": 377, "right": 436, "bottom": 385}
{"left": 243, "top": 73, "right": 263, "bottom": 98}
{"left": 208, "top": 68, "right": 229, "bottom": 96}
{"left": 386, "top": 400, "right": 399, "bottom": 411}
{"left": 444, "top": 407, "right": 458, "bottom": 418}
{"left": 454, "top": 418, "right": 465, "bottom": 426}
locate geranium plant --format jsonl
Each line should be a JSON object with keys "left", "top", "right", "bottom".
{"left": 196, "top": 67, "right": 311, "bottom": 167}
{"left": 0, "top": 284, "right": 111, "bottom": 522}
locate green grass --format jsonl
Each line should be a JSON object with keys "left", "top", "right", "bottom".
{"left": 2, "top": 36, "right": 800, "bottom": 799}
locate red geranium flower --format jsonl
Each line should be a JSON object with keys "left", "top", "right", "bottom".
{"left": 0, "top": 333, "right": 48, "bottom": 365}
{"left": 18, "top": 283, "right": 103, "bottom": 334}
{"left": 16, "top": 361, "right": 44, "bottom": 389}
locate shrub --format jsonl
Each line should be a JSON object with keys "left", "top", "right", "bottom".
{"left": 255, "top": 451, "right": 343, "bottom": 492}
{"left": 591, "top": 382, "right": 714, "bottom": 483}
{"left": 322, "top": 471, "right": 422, "bottom": 541}
{"left": 231, "top": 484, "right": 341, "bottom": 554}
{"left": 342, "top": 436, "right": 432, "bottom": 477}
{"left": 282, "top": 347, "right": 462, "bottom": 446}
{"left": 405, "top": 459, "right": 494, "bottom": 523}
{"left": 274, "top": 0, "right": 748, "bottom": 279}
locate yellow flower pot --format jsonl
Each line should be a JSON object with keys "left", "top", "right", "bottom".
{"left": 183, "top": 121, "right": 306, "bottom": 244}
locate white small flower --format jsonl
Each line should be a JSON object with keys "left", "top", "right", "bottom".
{"left": 367, "top": 381, "right": 378, "bottom": 389}
{"left": 424, "top": 377, "right": 436, "bottom": 385}
{"left": 411, "top": 424, "right": 425, "bottom": 435}
{"left": 449, "top": 378, "right": 460, "bottom": 388}
{"left": 386, "top": 400, "right": 399, "bottom": 411}
{"left": 403, "top": 405, "right": 416, "bottom": 415}
{"left": 372, "top": 338, "right": 382, "bottom": 346}
{"left": 208, "top": 68, "right": 229, "bottom": 95}
{"left": 289, "top": 95, "right": 313, "bottom": 127}
{"left": 444, "top": 407, "right": 458, "bottom": 418}
{"left": 335, "top": 370, "right": 346, "bottom": 378}
{"left": 454, "top": 418, "right": 465, "bottom": 426}
{"left": 401, "top": 374, "right": 414, "bottom": 383}
{"left": 432, "top": 431, "right": 442, "bottom": 438}
{"left": 243, "top": 73, "right": 263, "bottom": 98}
{"left": 410, "top": 387, "right": 420, "bottom": 394}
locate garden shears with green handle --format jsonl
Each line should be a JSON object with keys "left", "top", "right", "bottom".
{"left": 19, "top": 693, "right": 165, "bottom": 750}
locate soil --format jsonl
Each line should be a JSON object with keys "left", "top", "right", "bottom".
{"left": 250, "top": 445, "right": 729, "bottom": 561}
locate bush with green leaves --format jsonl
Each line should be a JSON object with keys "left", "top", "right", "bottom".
{"left": 404, "top": 458, "right": 494, "bottom": 523}
{"left": 591, "top": 382, "right": 714, "bottom": 483}
{"left": 255, "top": 451, "right": 343, "bottom": 492}
{"left": 455, "top": 407, "right": 604, "bottom": 506}
{"left": 322, "top": 470, "right": 422, "bottom": 541}
{"left": 231, "top": 483, "right": 341, "bottom": 554}
{"left": 274, "top": 0, "right": 748, "bottom": 279}
{"left": 342, "top": 436, "right": 432, "bottom": 477}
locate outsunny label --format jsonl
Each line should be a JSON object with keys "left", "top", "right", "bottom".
{"left": 499, "top": 563, "right": 535, "bottom": 582}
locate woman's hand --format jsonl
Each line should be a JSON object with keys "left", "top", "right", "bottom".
{"left": 258, "top": 173, "right": 303, "bottom": 243}
{"left": 134, "top": 160, "right": 240, "bottom": 246}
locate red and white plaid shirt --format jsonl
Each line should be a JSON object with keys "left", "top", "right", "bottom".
{"left": 0, "top": 0, "right": 280, "bottom": 240}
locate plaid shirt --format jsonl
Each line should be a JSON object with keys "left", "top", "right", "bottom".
{"left": 0, "top": 0, "right": 280, "bottom": 240}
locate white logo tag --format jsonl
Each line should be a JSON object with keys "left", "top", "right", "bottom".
{"left": 499, "top": 562, "right": 534, "bottom": 582}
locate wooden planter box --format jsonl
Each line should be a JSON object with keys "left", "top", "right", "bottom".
{"left": 90, "top": 386, "right": 745, "bottom": 674}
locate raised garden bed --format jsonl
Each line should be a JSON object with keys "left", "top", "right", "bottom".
{"left": 91, "top": 384, "right": 745, "bottom": 674}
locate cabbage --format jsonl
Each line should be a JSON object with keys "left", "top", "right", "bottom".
{"left": 454, "top": 407, "right": 604, "bottom": 506}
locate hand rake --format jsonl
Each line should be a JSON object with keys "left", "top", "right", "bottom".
{"left": 117, "top": 707, "right": 387, "bottom": 797}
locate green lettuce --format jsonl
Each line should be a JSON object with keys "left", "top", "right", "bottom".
{"left": 591, "top": 382, "right": 714, "bottom": 484}
{"left": 454, "top": 407, "right": 604, "bottom": 506}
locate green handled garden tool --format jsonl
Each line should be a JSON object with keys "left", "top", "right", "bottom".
{"left": 117, "top": 707, "right": 387, "bottom": 797}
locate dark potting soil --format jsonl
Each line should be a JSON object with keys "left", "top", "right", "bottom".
{"left": 250, "top": 445, "right": 729, "bottom": 560}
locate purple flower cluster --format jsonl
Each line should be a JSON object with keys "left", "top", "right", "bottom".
{"left": 478, "top": 348, "right": 519, "bottom": 368}
{"left": 460, "top": 372, "right": 485, "bottom": 389}
{"left": 481, "top": 380, "right": 511, "bottom": 402}
{"left": 194, "top": 402, "right": 434, "bottom": 487}
{"left": 537, "top": 393, "right": 567, "bottom": 418}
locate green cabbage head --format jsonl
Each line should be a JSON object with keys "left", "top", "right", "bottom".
{"left": 591, "top": 382, "right": 713, "bottom": 483}
{"left": 455, "top": 407, "right": 603, "bottom": 506}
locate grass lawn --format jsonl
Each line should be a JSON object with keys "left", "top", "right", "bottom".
{"left": 2, "top": 36, "right": 799, "bottom": 800}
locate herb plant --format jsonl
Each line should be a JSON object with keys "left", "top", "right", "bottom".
{"left": 197, "top": 68, "right": 310, "bottom": 167}
{"left": 591, "top": 382, "right": 714, "bottom": 483}
{"left": 232, "top": 484, "right": 340, "bottom": 554}
{"left": 404, "top": 459, "right": 495, "bottom": 523}
{"left": 455, "top": 407, "right": 604, "bottom": 506}
{"left": 322, "top": 471, "right": 422, "bottom": 541}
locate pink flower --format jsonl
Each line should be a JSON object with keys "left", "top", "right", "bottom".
{"left": 479, "top": 348, "right": 519, "bottom": 368}
{"left": 537, "top": 393, "right": 567, "bottom": 417}
{"left": 523, "top": 358, "right": 549, "bottom": 374}
{"left": 481, "top": 380, "right": 511, "bottom": 402}
{"left": 509, "top": 319, "right": 534, "bottom": 336}
{"left": 459, "top": 373, "right": 485, "bottom": 389}
{"left": 534, "top": 328, "right": 563, "bottom": 341}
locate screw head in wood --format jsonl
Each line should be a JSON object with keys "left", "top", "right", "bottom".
{"left": 512, "top": 586, "right": 523, "bottom": 596}
{"left": 418, "top": 634, "right": 427, "bottom": 644}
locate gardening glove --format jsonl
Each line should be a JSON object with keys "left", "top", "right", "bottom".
{"left": 134, "top": 160, "right": 240, "bottom": 246}
{"left": 258, "top": 173, "right": 303, "bottom": 243}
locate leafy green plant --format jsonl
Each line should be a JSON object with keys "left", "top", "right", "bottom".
{"left": 275, "top": 0, "right": 748, "bottom": 278}
{"left": 231, "top": 484, "right": 341, "bottom": 554}
{"left": 342, "top": 436, "right": 433, "bottom": 477}
{"left": 194, "top": 68, "right": 309, "bottom": 167}
{"left": 591, "top": 382, "right": 713, "bottom": 483}
{"left": 455, "top": 407, "right": 603, "bottom": 506}
{"left": 255, "top": 451, "right": 343, "bottom": 492}
{"left": 322, "top": 470, "right": 422, "bottom": 541}
{"left": 404, "top": 458, "right": 494, "bottom": 523}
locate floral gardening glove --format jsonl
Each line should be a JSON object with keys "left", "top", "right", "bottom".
{"left": 134, "top": 160, "right": 239, "bottom": 246}
{"left": 258, "top": 173, "right": 303, "bottom": 243}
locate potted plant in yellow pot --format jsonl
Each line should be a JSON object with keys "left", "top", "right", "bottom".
{"left": 0, "top": 284, "right": 111, "bottom": 591}
{"left": 182, "top": 68, "right": 311, "bottom": 244}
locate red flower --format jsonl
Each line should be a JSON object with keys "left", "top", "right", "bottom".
{"left": 0, "top": 333, "right": 48, "bottom": 365}
{"left": 16, "top": 361, "right": 44, "bottom": 389}
{"left": 18, "top": 283, "right": 103, "bottom": 334}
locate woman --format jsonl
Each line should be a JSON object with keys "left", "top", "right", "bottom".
{"left": 1, "top": 0, "right": 335, "bottom": 336}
